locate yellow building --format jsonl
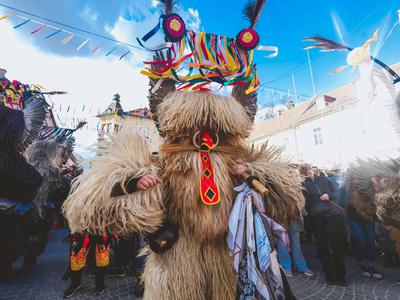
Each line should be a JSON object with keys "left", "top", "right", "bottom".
{"left": 96, "top": 94, "right": 162, "bottom": 154}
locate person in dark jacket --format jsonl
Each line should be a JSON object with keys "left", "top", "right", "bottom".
{"left": 300, "top": 163, "right": 348, "bottom": 286}
{"left": 0, "top": 105, "right": 43, "bottom": 280}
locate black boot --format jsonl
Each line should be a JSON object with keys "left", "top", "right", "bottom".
{"left": 0, "top": 260, "right": 13, "bottom": 281}
{"left": 64, "top": 270, "right": 82, "bottom": 298}
{"left": 95, "top": 267, "right": 105, "bottom": 296}
{"left": 62, "top": 264, "right": 71, "bottom": 280}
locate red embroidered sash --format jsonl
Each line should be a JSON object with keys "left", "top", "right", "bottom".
{"left": 199, "top": 132, "right": 220, "bottom": 205}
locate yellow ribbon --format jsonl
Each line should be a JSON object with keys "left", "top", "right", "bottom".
{"left": 0, "top": 13, "right": 12, "bottom": 20}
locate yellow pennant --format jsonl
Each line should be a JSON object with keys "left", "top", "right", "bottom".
{"left": 0, "top": 13, "right": 12, "bottom": 21}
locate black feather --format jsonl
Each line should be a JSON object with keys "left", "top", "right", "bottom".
{"left": 22, "top": 97, "right": 48, "bottom": 150}
{"left": 159, "top": 0, "right": 178, "bottom": 15}
{"left": 42, "top": 91, "right": 68, "bottom": 95}
{"left": 304, "top": 36, "right": 350, "bottom": 52}
{"left": 242, "top": 0, "right": 266, "bottom": 27}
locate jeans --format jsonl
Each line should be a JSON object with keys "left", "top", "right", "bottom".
{"left": 347, "top": 216, "right": 376, "bottom": 264}
{"left": 278, "top": 223, "right": 308, "bottom": 272}
{"left": 310, "top": 214, "right": 347, "bottom": 281}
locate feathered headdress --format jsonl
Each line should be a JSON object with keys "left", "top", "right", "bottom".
{"left": 138, "top": 0, "right": 272, "bottom": 132}
{"left": 39, "top": 121, "right": 87, "bottom": 144}
{"left": 138, "top": 0, "right": 273, "bottom": 95}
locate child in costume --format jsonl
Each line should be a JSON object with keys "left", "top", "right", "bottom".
{"left": 64, "top": 1, "right": 304, "bottom": 299}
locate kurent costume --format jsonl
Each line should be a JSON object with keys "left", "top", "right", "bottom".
{"left": 0, "top": 73, "right": 47, "bottom": 279}
{"left": 64, "top": 1, "right": 304, "bottom": 299}
{"left": 19, "top": 140, "right": 72, "bottom": 268}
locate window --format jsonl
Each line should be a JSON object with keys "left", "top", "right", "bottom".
{"left": 313, "top": 127, "right": 323, "bottom": 145}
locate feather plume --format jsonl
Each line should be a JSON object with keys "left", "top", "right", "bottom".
{"left": 42, "top": 91, "right": 68, "bottom": 95}
{"left": 22, "top": 97, "right": 48, "bottom": 149}
{"left": 304, "top": 36, "right": 350, "bottom": 52}
{"left": 242, "top": 0, "right": 266, "bottom": 27}
{"left": 159, "top": 0, "right": 178, "bottom": 15}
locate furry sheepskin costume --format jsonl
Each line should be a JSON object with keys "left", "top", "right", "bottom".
{"left": 21, "top": 140, "right": 71, "bottom": 258}
{"left": 26, "top": 140, "right": 70, "bottom": 216}
{"left": 348, "top": 92, "right": 400, "bottom": 253}
{"left": 64, "top": 83, "right": 304, "bottom": 299}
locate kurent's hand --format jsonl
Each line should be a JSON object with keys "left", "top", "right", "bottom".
{"left": 320, "top": 193, "right": 329, "bottom": 201}
{"left": 234, "top": 164, "right": 250, "bottom": 177}
{"left": 137, "top": 174, "right": 161, "bottom": 190}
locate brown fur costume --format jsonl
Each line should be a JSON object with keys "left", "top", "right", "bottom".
{"left": 348, "top": 91, "right": 400, "bottom": 253}
{"left": 25, "top": 140, "right": 69, "bottom": 216}
{"left": 349, "top": 157, "right": 400, "bottom": 253}
{"left": 64, "top": 85, "right": 304, "bottom": 299}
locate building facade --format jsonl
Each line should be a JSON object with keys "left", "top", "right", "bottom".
{"left": 96, "top": 94, "right": 162, "bottom": 154}
{"left": 250, "top": 64, "right": 400, "bottom": 168}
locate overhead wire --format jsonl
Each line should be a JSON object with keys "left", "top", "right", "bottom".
{"left": 0, "top": 2, "right": 150, "bottom": 52}
{"left": 260, "top": 0, "right": 387, "bottom": 94}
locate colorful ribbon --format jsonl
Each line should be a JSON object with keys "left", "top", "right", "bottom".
{"left": 105, "top": 47, "right": 116, "bottom": 57}
{"left": 13, "top": 19, "right": 31, "bottom": 29}
{"left": 45, "top": 29, "right": 62, "bottom": 39}
{"left": 77, "top": 38, "right": 90, "bottom": 51}
{"left": 31, "top": 24, "right": 47, "bottom": 35}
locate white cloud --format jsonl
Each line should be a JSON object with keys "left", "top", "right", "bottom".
{"left": 105, "top": 17, "right": 132, "bottom": 44}
{"left": 79, "top": 5, "right": 99, "bottom": 23}
{"left": 186, "top": 8, "right": 201, "bottom": 32}
{"left": 0, "top": 22, "right": 150, "bottom": 150}
{"left": 105, "top": 2, "right": 202, "bottom": 52}
{"left": 151, "top": 0, "right": 159, "bottom": 8}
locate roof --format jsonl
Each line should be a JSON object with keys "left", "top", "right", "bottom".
{"left": 97, "top": 99, "right": 124, "bottom": 117}
{"left": 124, "top": 107, "right": 152, "bottom": 119}
{"left": 250, "top": 62, "right": 399, "bottom": 141}
{"left": 250, "top": 100, "right": 311, "bottom": 140}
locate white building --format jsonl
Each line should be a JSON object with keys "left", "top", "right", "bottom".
{"left": 250, "top": 63, "right": 400, "bottom": 168}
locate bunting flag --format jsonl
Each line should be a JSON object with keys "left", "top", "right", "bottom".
{"left": 0, "top": 12, "right": 12, "bottom": 20}
{"left": 13, "top": 18, "right": 31, "bottom": 29}
{"left": 119, "top": 50, "right": 130, "bottom": 60}
{"left": 77, "top": 38, "right": 89, "bottom": 51}
{"left": 31, "top": 23, "right": 46, "bottom": 35}
{"left": 45, "top": 28, "right": 62, "bottom": 39}
{"left": 62, "top": 33, "right": 74, "bottom": 45}
{"left": 105, "top": 47, "right": 116, "bottom": 57}
{"left": 67, "top": 104, "right": 70, "bottom": 112}
{"left": 92, "top": 45, "right": 101, "bottom": 53}
{"left": 0, "top": 8, "right": 138, "bottom": 61}
{"left": 82, "top": 105, "right": 85, "bottom": 112}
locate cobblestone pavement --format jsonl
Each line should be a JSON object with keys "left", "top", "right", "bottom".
{"left": 287, "top": 246, "right": 400, "bottom": 300}
{"left": 0, "top": 229, "right": 399, "bottom": 300}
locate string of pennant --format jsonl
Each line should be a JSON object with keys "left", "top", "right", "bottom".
{"left": 0, "top": 8, "right": 146, "bottom": 61}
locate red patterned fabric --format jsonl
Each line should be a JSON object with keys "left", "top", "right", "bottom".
{"left": 199, "top": 132, "right": 220, "bottom": 205}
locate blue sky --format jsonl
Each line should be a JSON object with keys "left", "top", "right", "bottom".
{"left": 0, "top": 0, "right": 399, "bottom": 104}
